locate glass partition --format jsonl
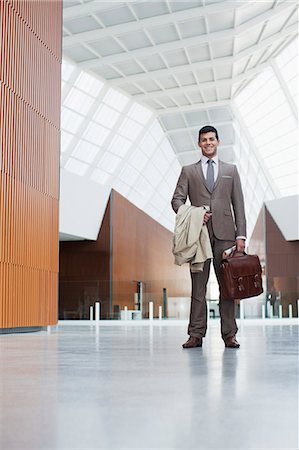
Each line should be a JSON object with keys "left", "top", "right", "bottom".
{"left": 58, "top": 280, "right": 298, "bottom": 320}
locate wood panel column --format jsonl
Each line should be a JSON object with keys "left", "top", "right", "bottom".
{"left": 0, "top": 0, "right": 62, "bottom": 328}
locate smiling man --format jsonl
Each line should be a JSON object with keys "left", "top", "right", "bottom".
{"left": 171, "top": 125, "right": 246, "bottom": 349}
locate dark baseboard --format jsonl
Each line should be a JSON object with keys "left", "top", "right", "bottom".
{"left": 0, "top": 326, "right": 46, "bottom": 334}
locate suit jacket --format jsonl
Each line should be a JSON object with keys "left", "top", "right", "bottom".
{"left": 171, "top": 159, "right": 246, "bottom": 241}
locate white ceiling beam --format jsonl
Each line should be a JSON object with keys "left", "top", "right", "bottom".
{"left": 73, "top": 2, "right": 294, "bottom": 69}
{"left": 164, "top": 121, "right": 234, "bottom": 135}
{"left": 63, "top": 1, "right": 247, "bottom": 40}
{"left": 270, "top": 60, "right": 298, "bottom": 120}
{"left": 63, "top": 1, "right": 128, "bottom": 20}
{"left": 230, "top": 102, "right": 280, "bottom": 199}
{"left": 128, "top": 62, "right": 269, "bottom": 101}
{"left": 103, "top": 23, "right": 298, "bottom": 87}
{"left": 156, "top": 100, "right": 230, "bottom": 115}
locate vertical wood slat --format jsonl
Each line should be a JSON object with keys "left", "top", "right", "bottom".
{"left": 0, "top": 0, "right": 61, "bottom": 328}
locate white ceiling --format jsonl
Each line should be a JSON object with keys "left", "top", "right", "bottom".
{"left": 62, "top": 0, "right": 298, "bottom": 162}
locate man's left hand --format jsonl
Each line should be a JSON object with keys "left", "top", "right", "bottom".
{"left": 236, "top": 238, "right": 246, "bottom": 253}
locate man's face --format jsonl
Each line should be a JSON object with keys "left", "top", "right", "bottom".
{"left": 198, "top": 132, "right": 219, "bottom": 158}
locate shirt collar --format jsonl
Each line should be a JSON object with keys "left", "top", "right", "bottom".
{"left": 201, "top": 154, "right": 218, "bottom": 165}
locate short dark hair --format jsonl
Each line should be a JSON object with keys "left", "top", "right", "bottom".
{"left": 198, "top": 125, "right": 219, "bottom": 141}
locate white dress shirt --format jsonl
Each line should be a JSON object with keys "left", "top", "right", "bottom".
{"left": 201, "top": 155, "right": 218, "bottom": 182}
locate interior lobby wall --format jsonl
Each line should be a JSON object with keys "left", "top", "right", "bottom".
{"left": 249, "top": 205, "right": 299, "bottom": 316}
{"left": 59, "top": 197, "right": 111, "bottom": 320}
{"left": 265, "top": 206, "right": 299, "bottom": 316}
{"left": 111, "top": 190, "right": 190, "bottom": 317}
{"left": 59, "top": 190, "right": 191, "bottom": 319}
{"left": 0, "top": 0, "right": 62, "bottom": 328}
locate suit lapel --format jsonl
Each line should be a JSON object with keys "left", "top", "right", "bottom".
{"left": 195, "top": 160, "right": 211, "bottom": 193}
{"left": 196, "top": 159, "right": 224, "bottom": 193}
{"left": 213, "top": 160, "right": 223, "bottom": 191}
{"left": 195, "top": 160, "right": 208, "bottom": 189}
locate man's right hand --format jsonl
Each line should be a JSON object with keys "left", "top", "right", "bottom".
{"left": 203, "top": 212, "right": 212, "bottom": 224}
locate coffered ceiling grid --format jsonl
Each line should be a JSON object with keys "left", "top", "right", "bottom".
{"left": 60, "top": 0, "right": 298, "bottom": 240}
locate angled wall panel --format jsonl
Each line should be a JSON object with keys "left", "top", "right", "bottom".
{"left": 0, "top": 0, "right": 62, "bottom": 328}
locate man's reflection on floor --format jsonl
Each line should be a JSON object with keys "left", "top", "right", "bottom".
{"left": 174, "top": 341, "right": 240, "bottom": 449}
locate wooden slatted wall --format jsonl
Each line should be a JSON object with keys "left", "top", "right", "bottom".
{"left": 0, "top": 0, "right": 62, "bottom": 328}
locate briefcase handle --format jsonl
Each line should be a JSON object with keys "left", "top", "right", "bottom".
{"left": 230, "top": 249, "right": 246, "bottom": 258}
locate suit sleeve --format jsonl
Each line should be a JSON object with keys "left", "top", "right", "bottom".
{"left": 231, "top": 166, "right": 246, "bottom": 238}
{"left": 171, "top": 167, "right": 188, "bottom": 213}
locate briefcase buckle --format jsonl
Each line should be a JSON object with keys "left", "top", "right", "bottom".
{"left": 237, "top": 277, "right": 245, "bottom": 292}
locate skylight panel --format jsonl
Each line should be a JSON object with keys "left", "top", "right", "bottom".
{"left": 151, "top": 148, "right": 169, "bottom": 175}
{"left": 235, "top": 66, "right": 298, "bottom": 198}
{"left": 156, "top": 178, "right": 173, "bottom": 201}
{"left": 149, "top": 120, "right": 165, "bottom": 142}
{"left": 139, "top": 132, "right": 157, "bottom": 157}
{"left": 61, "top": 130, "right": 74, "bottom": 153}
{"left": 90, "top": 168, "right": 110, "bottom": 185}
{"left": 134, "top": 176, "right": 154, "bottom": 200}
{"left": 102, "top": 88, "right": 130, "bottom": 111}
{"left": 263, "top": 144, "right": 297, "bottom": 162}
{"left": 93, "top": 104, "right": 120, "bottom": 129}
{"left": 171, "top": 159, "right": 182, "bottom": 176}
{"left": 143, "top": 161, "right": 163, "bottom": 186}
{"left": 159, "top": 214, "right": 175, "bottom": 231}
{"left": 64, "top": 87, "right": 94, "bottom": 115}
{"left": 160, "top": 138, "right": 176, "bottom": 161}
{"left": 74, "top": 72, "right": 104, "bottom": 97}
{"left": 166, "top": 169, "right": 180, "bottom": 191}
{"left": 98, "top": 152, "right": 121, "bottom": 174}
{"left": 128, "top": 148, "right": 148, "bottom": 171}
{"left": 112, "top": 179, "right": 131, "bottom": 196}
{"left": 108, "top": 134, "right": 132, "bottom": 157}
{"left": 143, "top": 203, "right": 160, "bottom": 221}
{"left": 72, "top": 140, "right": 101, "bottom": 164}
{"left": 118, "top": 164, "right": 140, "bottom": 185}
{"left": 65, "top": 157, "right": 89, "bottom": 176}
{"left": 245, "top": 100, "right": 290, "bottom": 129}
{"left": 275, "top": 37, "right": 298, "bottom": 102}
{"left": 83, "top": 121, "right": 110, "bottom": 146}
{"left": 62, "top": 59, "right": 75, "bottom": 82}
{"left": 235, "top": 68, "right": 273, "bottom": 108}
{"left": 270, "top": 158, "right": 297, "bottom": 178}
{"left": 127, "top": 103, "right": 153, "bottom": 125}
{"left": 118, "top": 118, "right": 143, "bottom": 141}
{"left": 127, "top": 189, "right": 144, "bottom": 209}
{"left": 250, "top": 103, "right": 292, "bottom": 137}
{"left": 61, "top": 107, "right": 85, "bottom": 133}
{"left": 275, "top": 36, "right": 297, "bottom": 67}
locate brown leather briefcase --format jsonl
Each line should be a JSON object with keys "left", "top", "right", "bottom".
{"left": 220, "top": 251, "right": 263, "bottom": 300}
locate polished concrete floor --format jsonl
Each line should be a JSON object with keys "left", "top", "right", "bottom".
{"left": 0, "top": 320, "right": 298, "bottom": 450}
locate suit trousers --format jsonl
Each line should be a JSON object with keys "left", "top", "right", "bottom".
{"left": 188, "top": 225, "right": 237, "bottom": 340}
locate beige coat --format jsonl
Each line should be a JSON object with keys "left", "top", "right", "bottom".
{"left": 171, "top": 159, "right": 246, "bottom": 241}
{"left": 173, "top": 204, "right": 213, "bottom": 272}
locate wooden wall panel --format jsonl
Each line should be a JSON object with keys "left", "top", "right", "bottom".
{"left": 59, "top": 198, "right": 111, "bottom": 320}
{"left": 0, "top": 0, "right": 61, "bottom": 328}
{"left": 265, "top": 206, "right": 299, "bottom": 315}
{"left": 59, "top": 190, "right": 191, "bottom": 319}
{"left": 111, "top": 190, "right": 190, "bottom": 316}
{"left": 249, "top": 205, "right": 299, "bottom": 316}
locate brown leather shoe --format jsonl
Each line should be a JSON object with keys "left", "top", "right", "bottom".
{"left": 224, "top": 336, "right": 240, "bottom": 348}
{"left": 182, "top": 336, "right": 202, "bottom": 348}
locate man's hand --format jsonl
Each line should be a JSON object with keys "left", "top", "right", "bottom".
{"left": 236, "top": 238, "right": 245, "bottom": 253}
{"left": 203, "top": 212, "right": 212, "bottom": 224}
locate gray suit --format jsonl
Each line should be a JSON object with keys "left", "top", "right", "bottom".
{"left": 171, "top": 159, "right": 246, "bottom": 340}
